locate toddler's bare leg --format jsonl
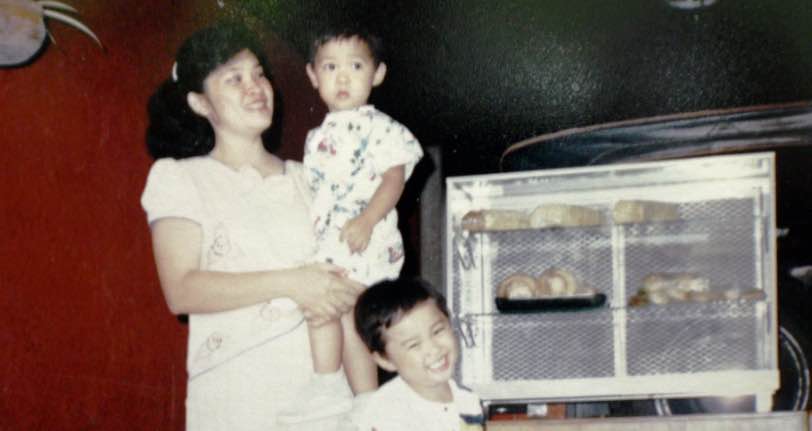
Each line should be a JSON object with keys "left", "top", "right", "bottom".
{"left": 278, "top": 319, "right": 352, "bottom": 424}
{"left": 309, "top": 319, "right": 342, "bottom": 374}
{"left": 340, "top": 312, "right": 378, "bottom": 394}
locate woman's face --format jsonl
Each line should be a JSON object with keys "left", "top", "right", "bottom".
{"left": 192, "top": 49, "right": 274, "bottom": 137}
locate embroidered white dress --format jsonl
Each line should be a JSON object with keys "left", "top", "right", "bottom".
{"left": 303, "top": 105, "right": 423, "bottom": 285}
{"left": 355, "top": 376, "right": 485, "bottom": 431}
{"left": 141, "top": 157, "right": 348, "bottom": 431}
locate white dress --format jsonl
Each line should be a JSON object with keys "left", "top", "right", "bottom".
{"left": 141, "top": 157, "right": 349, "bottom": 431}
{"left": 303, "top": 105, "right": 423, "bottom": 285}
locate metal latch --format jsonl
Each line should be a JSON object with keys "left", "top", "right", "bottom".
{"left": 458, "top": 315, "right": 477, "bottom": 348}
{"left": 453, "top": 228, "right": 476, "bottom": 270}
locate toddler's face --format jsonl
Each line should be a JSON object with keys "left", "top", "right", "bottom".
{"left": 306, "top": 36, "right": 386, "bottom": 112}
{"left": 375, "top": 300, "right": 459, "bottom": 402}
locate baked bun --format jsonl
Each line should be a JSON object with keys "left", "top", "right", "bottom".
{"left": 631, "top": 272, "right": 712, "bottom": 305}
{"left": 537, "top": 268, "right": 579, "bottom": 297}
{"left": 497, "top": 274, "right": 540, "bottom": 299}
{"left": 642, "top": 272, "right": 709, "bottom": 294}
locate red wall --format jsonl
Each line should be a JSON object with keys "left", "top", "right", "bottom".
{"left": 0, "top": 1, "right": 325, "bottom": 429}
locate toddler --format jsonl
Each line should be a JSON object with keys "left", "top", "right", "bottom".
{"left": 353, "top": 277, "right": 485, "bottom": 431}
{"left": 278, "top": 28, "right": 423, "bottom": 424}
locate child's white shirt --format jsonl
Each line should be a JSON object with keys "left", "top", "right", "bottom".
{"left": 355, "top": 376, "right": 485, "bottom": 431}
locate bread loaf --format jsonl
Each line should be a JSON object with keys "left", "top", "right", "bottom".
{"left": 461, "top": 209, "right": 529, "bottom": 231}
{"left": 613, "top": 200, "right": 680, "bottom": 224}
{"left": 497, "top": 274, "right": 540, "bottom": 299}
{"left": 528, "top": 204, "right": 603, "bottom": 228}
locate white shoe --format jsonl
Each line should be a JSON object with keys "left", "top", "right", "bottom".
{"left": 277, "top": 373, "right": 353, "bottom": 424}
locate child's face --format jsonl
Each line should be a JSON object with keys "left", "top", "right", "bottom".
{"left": 373, "top": 300, "right": 459, "bottom": 402}
{"left": 306, "top": 36, "right": 386, "bottom": 112}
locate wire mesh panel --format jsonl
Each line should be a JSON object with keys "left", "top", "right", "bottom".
{"left": 626, "top": 301, "right": 764, "bottom": 375}
{"left": 490, "top": 311, "right": 615, "bottom": 380}
{"left": 623, "top": 198, "right": 761, "bottom": 300}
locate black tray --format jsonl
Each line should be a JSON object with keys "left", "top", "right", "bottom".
{"left": 495, "top": 293, "right": 607, "bottom": 313}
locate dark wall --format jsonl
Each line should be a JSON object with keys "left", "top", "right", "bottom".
{"left": 0, "top": 1, "right": 324, "bottom": 429}
{"left": 407, "top": 0, "right": 812, "bottom": 176}
{"left": 243, "top": 0, "right": 812, "bottom": 175}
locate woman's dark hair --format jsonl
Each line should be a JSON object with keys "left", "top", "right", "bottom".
{"left": 354, "top": 277, "right": 450, "bottom": 355}
{"left": 146, "top": 22, "right": 275, "bottom": 159}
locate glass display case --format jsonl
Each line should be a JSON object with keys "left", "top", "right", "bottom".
{"left": 445, "top": 153, "right": 779, "bottom": 411}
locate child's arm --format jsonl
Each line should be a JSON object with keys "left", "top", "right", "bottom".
{"left": 341, "top": 165, "right": 405, "bottom": 254}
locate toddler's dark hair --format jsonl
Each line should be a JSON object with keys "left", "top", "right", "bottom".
{"left": 309, "top": 26, "right": 385, "bottom": 66}
{"left": 354, "top": 277, "right": 449, "bottom": 354}
{"left": 145, "top": 22, "right": 275, "bottom": 159}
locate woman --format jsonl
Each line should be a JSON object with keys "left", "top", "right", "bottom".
{"left": 141, "top": 23, "right": 364, "bottom": 430}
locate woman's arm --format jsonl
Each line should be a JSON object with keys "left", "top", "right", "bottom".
{"left": 151, "top": 217, "right": 363, "bottom": 316}
{"left": 340, "top": 165, "right": 405, "bottom": 253}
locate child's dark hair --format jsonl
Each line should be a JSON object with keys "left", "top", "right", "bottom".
{"left": 354, "top": 277, "right": 450, "bottom": 355}
{"left": 308, "top": 27, "right": 385, "bottom": 66}
{"left": 146, "top": 22, "right": 275, "bottom": 159}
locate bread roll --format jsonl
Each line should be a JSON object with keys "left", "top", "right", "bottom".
{"left": 528, "top": 204, "right": 603, "bottom": 228}
{"left": 687, "top": 290, "right": 724, "bottom": 302}
{"left": 497, "top": 274, "right": 540, "bottom": 299}
{"left": 461, "top": 209, "right": 529, "bottom": 231}
{"left": 633, "top": 272, "right": 711, "bottom": 305}
{"left": 536, "top": 268, "right": 579, "bottom": 297}
{"left": 642, "top": 272, "right": 709, "bottom": 294}
{"left": 613, "top": 200, "right": 680, "bottom": 224}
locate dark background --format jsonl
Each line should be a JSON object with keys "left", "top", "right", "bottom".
{"left": 241, "top": 0, "right": 812, "bottom": 175}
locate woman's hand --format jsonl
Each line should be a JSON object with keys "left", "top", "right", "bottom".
{"left": 290, "top": 263, "right": 365, "bottom": 324}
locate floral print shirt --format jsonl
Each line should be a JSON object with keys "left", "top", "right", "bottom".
{"left": 303, "top": 105, "right": 423, "bottom": 280}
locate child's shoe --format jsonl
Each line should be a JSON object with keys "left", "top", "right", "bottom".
{"left": 277, "top": 371, "right": 353, "bottom": 424}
